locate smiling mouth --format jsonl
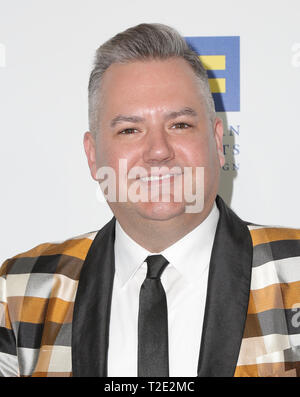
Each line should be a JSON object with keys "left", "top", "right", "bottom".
{"left": 139, "top": 173, "right": 182, "bottom": 183}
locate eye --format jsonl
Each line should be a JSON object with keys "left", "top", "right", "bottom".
{"left": 119, "top": 128, "right": 139, "bottom": 135}
{"left": 171, "top": 122, "right": 191, "bottom": 129}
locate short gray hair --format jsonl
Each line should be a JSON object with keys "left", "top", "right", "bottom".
{"left": 88, "top": 23, "right": 215, "bottom": 135}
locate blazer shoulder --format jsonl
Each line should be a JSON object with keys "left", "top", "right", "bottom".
{"left": 0, "top": 230, "right": 99, "bottom": 278}
{"left": 246, "top": 224, "right": 300, "bottom": 271}
{"left": 246, "top": 224, "right": 300, "bottom": 247}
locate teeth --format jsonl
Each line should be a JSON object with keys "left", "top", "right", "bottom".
{"left": 140, "top": 174, "right": 179, "bottom": 182}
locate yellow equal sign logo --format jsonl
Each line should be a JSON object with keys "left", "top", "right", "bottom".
{"left": 185, "top": 36, "right": 240, "bottom": 111}
{"left": 199, "top": 55, "right": 226, "bottom": 93}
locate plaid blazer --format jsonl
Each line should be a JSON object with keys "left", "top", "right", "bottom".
{"left": 1, "top": 196, "right": 300, "bottom": 377}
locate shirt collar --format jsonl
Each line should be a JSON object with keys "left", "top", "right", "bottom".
{"left": 114, "top": 221, "right": 150, "bottom": 287}
{"left": 114, "top": 202, "right": 219, "bottom": 287}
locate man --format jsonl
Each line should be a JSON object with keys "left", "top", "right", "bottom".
{"left": 1, "top": 23, "right": 300, "bottom": 377}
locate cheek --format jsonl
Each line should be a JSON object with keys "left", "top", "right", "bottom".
{"left": 176, "top": 137, "right": 212, "bottom": 166}
{"left": 96, "top": 139, "right": 139, "bottom": 172}
{"left": 95, "top": 134, "right": 117, "bottom": 166}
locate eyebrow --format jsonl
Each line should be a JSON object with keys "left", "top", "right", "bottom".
{"left": 110, "top": 115, "right": 145, "bottom": 128}
{"left": 110, "top": 107, "right": 198, "bottom": 128}
{"left": 164, "top": 107, "right": 198, "bottom": 121}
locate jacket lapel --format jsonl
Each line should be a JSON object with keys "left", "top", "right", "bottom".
{"left": 197, "top": 196, "right": 253, "bottom": 376}
{"left": 72, "top": 217, "right": 116, "bottom": 377}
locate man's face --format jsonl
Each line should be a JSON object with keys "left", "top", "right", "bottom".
{"left": 84, "top": 58, "right": 224, "bottom": 224}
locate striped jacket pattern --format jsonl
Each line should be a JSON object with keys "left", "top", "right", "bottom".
{"left": 0, "top": 197, "right": 300, "bottom": 377}
{"left": 234, "top": 226, "right": 300, "bottom": 376}
{"left": 0, "top": 232, "right": 94, "bottom": 376}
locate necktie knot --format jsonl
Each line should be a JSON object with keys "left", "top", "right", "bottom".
{"left": 146, "top": 255, "right": 169, "bottom": 279}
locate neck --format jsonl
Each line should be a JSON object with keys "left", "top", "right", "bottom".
{"left": 114, "top": 203, "right": 215, "bottom": 252}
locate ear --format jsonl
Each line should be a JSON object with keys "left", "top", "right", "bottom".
{"left": 213, "top": 117, "right": 225, "bottom": 168}
{"left": 83, "top": 131, "right": 98, "bottom": 181}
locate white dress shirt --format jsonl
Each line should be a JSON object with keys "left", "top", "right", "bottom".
{"left": 107, "top": 203, "right": 219, "bottom": 377}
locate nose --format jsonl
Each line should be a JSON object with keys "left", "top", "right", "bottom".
{"left": 142, "top": 127, "right": 175, "bottom": 165}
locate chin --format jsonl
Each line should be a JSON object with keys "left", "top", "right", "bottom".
{"left": 135, "top": 201, "right": 186, "bottom": 222}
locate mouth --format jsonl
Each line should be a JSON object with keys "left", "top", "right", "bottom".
{"left": 139, "top": 172, "right": 183, "bottom": 184}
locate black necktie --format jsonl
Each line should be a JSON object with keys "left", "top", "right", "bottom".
{"left": 138, "top": 254, "right": 169, "bottom": 377}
